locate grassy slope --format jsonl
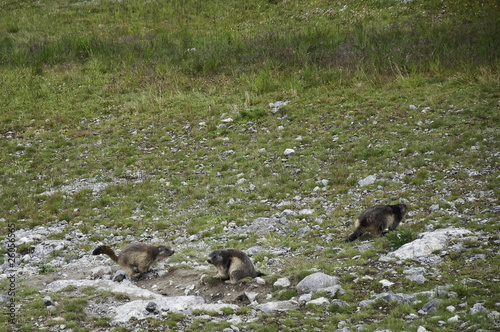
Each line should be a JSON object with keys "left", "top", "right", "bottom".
{"left": 0, "top": 0, "right": 499, "bottom": 331}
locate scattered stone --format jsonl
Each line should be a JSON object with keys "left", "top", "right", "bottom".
{"left": 269, "top": 101, "right": 290, "bottom": 113}
{"left": 306, "top": 297, "right": 330, "bottom": 306}
{"left": 358, "top": 174, "right": 377, "bottom": 187}
{"left": 379, "top": 279, "right": 394, "bottom": 287}
{"left": 320, "top": 285, "right": 345, "bottom": 298}
{"left": 373, "top": 291, "right": 415, "bottom": 305}
{"left": 255, "top": 277, "right": 266, "bottom": 285}
{"left": 296, "top": 272, "right": 340, "bottom": 295}
{"left": 113, "top": 270, "right": 127, "bottom": 282}
{"left": 469, "top": 303, "right": 488, "bottom": 315}
{"left": 447, "top": 315, "right": 460, "bottom": 323}
{"left": 255, "top": 300, "right": 299, "bottom": 313}
{"left": 384, "top": 227, "right": 472, "bottom": 261}
{"left": 244, "top": 246, "right": 266, "bottom": 256}
{"left": 284, "top": 149, "right": 295, "bottom": 157}
{"left": 406, "top": 274, "right": 427, "bottom": 284}
{"left": 90, "top": 266, "right": 112, "bottom": 279}
{"left": 298, "top": 294, "right": 312, "bottom": 304}
{"left": 43, "top": 296, "right": 54, "bottom": 306}
{"left": 245, "top": 291, "right": 259, "bottom": 303}
{"left": 273, "top": 277, "right": 291, "bottom": 288}
{"left": 422, "top": 298, "right": 442, "bottom": 313}
{"left": 331, "top": 299, "right": 349, "bottom": 308}
{"left": 145, "top": 301, "right": 157, "bottom": 313}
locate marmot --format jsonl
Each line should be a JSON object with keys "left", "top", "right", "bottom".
{"left": 92, "top": 243, "right": 174, "bottom": 279}
{"left": 207, "top": 249, "right": 265, "bottom": 284}
{"left": 347, "top": 203, "right": 407, "bottom": 242}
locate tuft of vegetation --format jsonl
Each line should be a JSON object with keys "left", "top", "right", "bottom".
{"left": 386, "top": 229, "right": 417, "bottom": 250}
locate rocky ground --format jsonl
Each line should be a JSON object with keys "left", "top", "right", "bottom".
{"left": 2, "top": 191, "right": 499, "bottom": 331}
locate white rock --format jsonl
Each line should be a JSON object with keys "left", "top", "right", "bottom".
{"left": 254, "top": 300, "right": 298, "bottom": 313}
{"left": 388, "top": 227, "right": 472, "bottom": 261}
{"left": 255, "top": 277, "right": 266, "bottom": 285}
{"left": 447, "top": 315, "right": 460, "bottom": 323}
{"left": 273, "top": 277, "right": 291, "bottom": 288}
{"left": 296, "top": 272, "right": 339, "bottom": 295}
{"left": 379, "top": 279, "right": 394, "bottom": 287}
{"left": 306, "top": 297, "right": 330, "bottom": 306}
{"left": 298, "top": 209, "right": 314, "bottom": 216}
{"left": 358, "top": 174, "right": 377, "bottom": 186}
{"left": 245, "top": 291, "right": 259, "bottom": 303}
{"left": 298, "top": 293, "right": 312, "bottom": 304}
{"left": 284, "top": 149, "right": 295, "bottom": 156}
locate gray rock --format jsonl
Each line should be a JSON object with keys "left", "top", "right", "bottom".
{"left": 417, "top": 327, "right": 429, "bottom": 332}
{"left": 90, "top": 266, "right": 112, "bottom": 279}
{"left": 297, "top": 226, "right": 311, "bottom": 236}
{"left": 43, "top": 296, "right": 53, "bottom": 306}
{"left": 255, "top": 300, "right": 299, "bottom": 313}
{"left": 359, "top": 299, "right": 375, "bottom": 307}
{"left": 296, "top": 272, "right": 340, "bottom": 295}
{"left": 145, "top": 301, "right": 157, "bottom": 313}
{"left": 469, "top": 303, "right": 488, "bottom": 315}
{"left": 298, "top": 293, "right": 312, "bottom": 304}
{"left": 0, "top": 294, "right": 9, "bottom": 303}
{"left": 244, "top": 291, "right": 259, "bottom": 303}
{"left": 280, "top": 209, "right": 296, "bottom": 217}
{"left": 373, "top": 291, "right": 415, "bottom": 304}
{"left": 406, "top": 274, "right": 427, "bottom": 284}
{"left": 244, "top": 246, "right": 266, "bottom": 256}
{"left": 298, "top": 209, "right": 314, "bottom": 215}
{"left": 113, "top": 270, "right": 127, "bottom": 282}
{"left": 387, "top": 227, "right": 472, "bottom": 261}
{"left": 306, "top": 297, "right": 330, "bottom": 306}
{"left": 335, "top": 327, "right": 351, "bottom": 332}
{"left": 331, "top": 299, "right": 349, "bottom": 308}
{"left": 284, "top": 149, "right": 295, "bottom": 157}
{"left": 114, "top": 297, "right": 238, "bottom": 322}
{"left": 273, "top": 277, "right": 291, "bottom": 288}
{"left": 320, "top": 285, "right": 345, "bottom": 298}
{"left": 422, "top": 298, "right": 442, "bottom": 313}
{"left": 358, "top": 174, "right": 377, "bottom": 187}
{"left": 269, "top": 100, "right": 290, "bottom": 113}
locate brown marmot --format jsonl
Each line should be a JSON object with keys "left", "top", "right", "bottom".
{"left": 346, "top": 203, "right": 407, "bottom": 242}
{"left": 92, "top": 243, "right": 174, "bottom": 279}
{"left": 207, "top": 249, "right": 265, "bottom": 284}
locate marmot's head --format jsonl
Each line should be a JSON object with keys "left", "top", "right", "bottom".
{"left": 158, "top": 246, "right": 175, "bottom": 258}
{"left": 397, "top": 203, "right": 408, "bottom": 216}
{"left": 207, "top": 250, "right": 226, "bottom": 265}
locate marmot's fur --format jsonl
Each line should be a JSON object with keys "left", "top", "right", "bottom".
{"left": 207, "top": 249, "right": 264, "bottom": 284}
{"left": 92, "top": 243, "right": 174, "bottom": 278}
{"left": 347, "top": 203, "right": 407, "bottom": 242}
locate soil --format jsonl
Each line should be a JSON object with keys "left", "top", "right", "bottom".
{"left": 21, "top": 264, "right": 273, "bottom": 306}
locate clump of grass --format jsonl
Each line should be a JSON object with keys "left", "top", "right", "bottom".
{"left": 386, "top": 229, "right": 416, "bottom": 250}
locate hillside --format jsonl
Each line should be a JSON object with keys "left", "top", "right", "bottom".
{"left": 0, "top": 0, "right": 499, "bottom": 331}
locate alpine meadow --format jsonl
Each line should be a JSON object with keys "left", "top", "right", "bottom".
{"left": 0, "top": 0, "right": 499, "bottom": 331}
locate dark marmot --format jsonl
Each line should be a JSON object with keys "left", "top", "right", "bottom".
{"left": 207, "top": 249, "right": 265, "bottom": 284}
{"left": 92, "top": 243, "right": 174, "bottom": 279}
{"left": 346, "top": 203, "right": 408, "bottom": 242}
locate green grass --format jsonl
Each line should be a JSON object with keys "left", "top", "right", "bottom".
{"left": 1, "top": 0, "right": 499, "bottom": 330}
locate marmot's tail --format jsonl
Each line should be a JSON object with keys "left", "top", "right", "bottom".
{"left": 92, "top": 245, "right": 119, "bottom": 263}
{"left": 256, "top": 271, "right": 265, "bottom": 277}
